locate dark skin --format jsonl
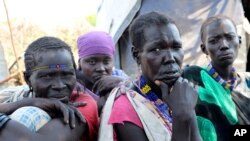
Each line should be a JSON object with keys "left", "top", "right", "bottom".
{"left": 92, "top": 75, "right": 124, "bottom": 115}
{"left": 78, "top": 54, "right": 114, "bottom": 90}
{"left": 77, "top": 52, "right": 125, "bottom": 116}
{"left": 28, "top": 50, "right": 76, "bottom": 101}
{"left": 201, "top": 19, "right": 241, "bottom": 81}
{"left": 78, "top": 53, "right": 126, "bottom": 116}
{"left": 115, "top": 24, "right": 201, "bottom": 141}
{"left": 0, "top": 49, "right": 87, "bottom": 141}
{"left": 93, "top": 76, "right": 124, "bottom": 96}
{"left": 1, "top": 117, "right": 84, "bottom": 141}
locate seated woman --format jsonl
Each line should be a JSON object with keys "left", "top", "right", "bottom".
{"left": 76, "top": 31, "right": 127, "bottom": 95}
{"left": 0, "top": 36, "right": 99, "bottom": 141}
{"left": 183, "top": 15, "right": 250, "bottom": 141}
{"left": 98, "top": 12, "right": 202, "bottom": 141}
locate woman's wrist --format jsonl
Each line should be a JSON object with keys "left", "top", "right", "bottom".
{"left": 0, "top": 113, "right": 10, "bottom": 130}
{"left": 172, "top": 110, "right": 196, "bottom": 122}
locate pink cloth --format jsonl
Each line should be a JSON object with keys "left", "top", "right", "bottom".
{"left": 108, "top": 95, "right": 143, "bottom": 140}
{"left": 71, "top": 90, "right": 99, "bottom": 141}
{"left": 77, "top": 31, "right": 115, "bottom": 59}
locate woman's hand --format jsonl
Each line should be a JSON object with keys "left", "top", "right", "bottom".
{"left": 155, "top": 77, "right": 198, "bottom": 120}
{"left": 32, "top": 98, "right": 86, "bottom": 128}
{"left": 93, "top": 75, "right": 124, "bottom": 96}
{"left": 156, "top": 77, "right": 201, "bottom": 141}
{"left": 0, "top": 98, "right": 86, "bottom": 128}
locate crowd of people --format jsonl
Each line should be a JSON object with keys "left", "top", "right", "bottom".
{"left": 0, "top": 10, "right": 250, "bottom": 141}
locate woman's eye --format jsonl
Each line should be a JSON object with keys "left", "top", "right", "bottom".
{"left": 173, "top": 45, "right": 182, "bottom": 49}
{"left": 209, "top": 39, "right": 217, "bottom": 44}
{"left": 226, "top": 35, "right": 234, "bottom": 40}
{"left": 87, "top": 60, "right": 96, "bottom": 65}
{"left": 154, "top": 48, "right": 160, "bottom": 52}
{"left": 103, "top": 60, "right": 110, "bottom": 65}
{"left": 41, "top": 74, "right": 51, "bottom": 78}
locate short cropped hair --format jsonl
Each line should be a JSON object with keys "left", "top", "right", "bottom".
{"left": 129, "top": 12, "right": 176, "bottom": 49}
{"left": 200, "top": 15, "right": 237, "bottom": 43}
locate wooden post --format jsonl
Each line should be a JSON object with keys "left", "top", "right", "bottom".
{"left": 3, "top": 0, "right": 25, "bottom": 84}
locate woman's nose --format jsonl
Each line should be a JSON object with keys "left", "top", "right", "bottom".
{"left": 52, "top": 77, "right": 66, "bottom": 90}
{"left": 220, "top": 39, "right": 229, "bottom": 50}
{"left": 163, "top": 50, "right": 175, "bottom": 64}
{"left": 96, "top": 63, "right": 105, "bottom": 72}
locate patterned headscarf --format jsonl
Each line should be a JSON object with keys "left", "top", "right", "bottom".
{"left": 77, "top": 31, "right": 115, "bottom": 59}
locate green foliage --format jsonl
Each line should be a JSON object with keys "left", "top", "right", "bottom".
{"left": 86, "top": 14, "right": 96, "bottom": 26}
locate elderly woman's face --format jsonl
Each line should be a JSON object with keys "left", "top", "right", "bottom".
{"left": 28, "top": 49, "right": 76, "bottom": 102}
{"left": 203, "top": 19, "right": 240, "bottom": 67}
{"left": 139, "top": 24, "right": 184, "bottom": 86}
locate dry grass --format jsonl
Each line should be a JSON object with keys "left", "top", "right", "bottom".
{"left": 0, "top": 18, "right": 94, "bottom": 87}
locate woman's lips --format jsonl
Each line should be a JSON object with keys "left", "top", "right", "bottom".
{"left": 156, "top": 71, "right": 180, "bottom": 84}
{"left": 219, "top": 53, "right": 233, "bottom": 59}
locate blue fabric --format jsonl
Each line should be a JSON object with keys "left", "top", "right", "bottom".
{"left": 112, "top": 68, "right": 128, "bottom": 79}
{"left": 246, "top": 79, "right": 250, "bottom": 88}
{"left": 9, "top": 106, "right": 51, "bottom": 132}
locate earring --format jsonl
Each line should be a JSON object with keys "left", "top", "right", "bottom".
{"left": 28, "top": 86, "right": 34, "bottom": 97}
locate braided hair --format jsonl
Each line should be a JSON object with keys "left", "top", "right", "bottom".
{"left": 24, "top": 36, "right": 76, "bottom": 79}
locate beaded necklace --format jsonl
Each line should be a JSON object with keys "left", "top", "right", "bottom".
{"left": 135, "top": 75, "right": 173, "bottom": 123}
{"left": 207, "top": 63, "right": 237, "bottom": 91}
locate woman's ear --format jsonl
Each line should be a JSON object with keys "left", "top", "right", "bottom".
{"left": 23, "top": 71, "right": 31, "bottom": 86}
{"left": 131, "top": 46, "right": 140, "bottom": 65}
{"left": 200, "top": 44, "right": 208, "bottom": 55}
{"left": 78, "top": 59, "right": 82, "bottom": 70}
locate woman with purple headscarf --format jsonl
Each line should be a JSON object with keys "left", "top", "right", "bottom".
{"left": 76, "top": 31, "right": 127, "bottom": 97}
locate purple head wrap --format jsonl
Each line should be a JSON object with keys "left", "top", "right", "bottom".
{"left": 77, "top": 31, "right": 115, "bottom": 59}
